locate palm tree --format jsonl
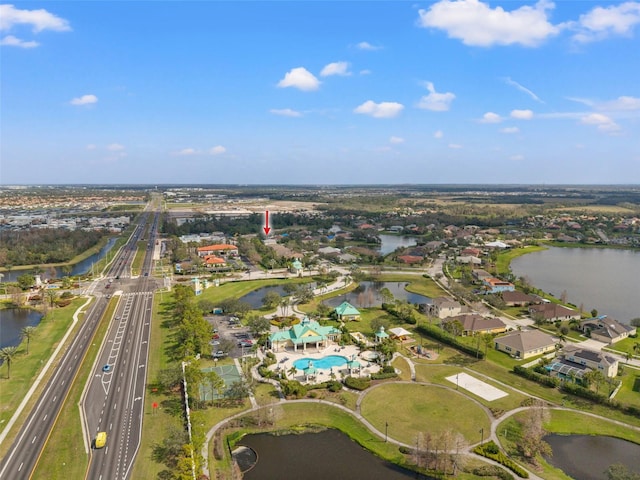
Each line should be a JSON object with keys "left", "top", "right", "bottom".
{"left": 46, "top": 289, "right": 58, "bottom": 308}
{"left": 0, "top": 346, "right": 19, "bottom": 379}
{"left": 21, "top": 326, "right": 37, "bottom": 354}
{"left": 287, "top": 366, "right": 297, "bottom": 379}
{"left": 481, "top": 333, "right": 493, "bottom": 360}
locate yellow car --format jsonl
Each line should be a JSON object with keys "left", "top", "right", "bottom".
{"left": 95, "top": 431, "right": 107, "bottom": 449}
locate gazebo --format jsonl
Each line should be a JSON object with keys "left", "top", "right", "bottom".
{"left": 375, "top": 326, "right": 389, "bottom": 343}
{"left": 290, "top": 259, "right": 303, "bottom": 276}
{"left": 303, "top": 360, "right": 317, "bottom": 381}
{"left": 347, "top": 354, "right": 361, "bottom": 375}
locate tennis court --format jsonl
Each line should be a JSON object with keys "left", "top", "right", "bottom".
{"left": 446, "top": 372, "right": 508, "bottom": 401}
{"left": 199, "top": 364, "right": 243, "bottom": 401}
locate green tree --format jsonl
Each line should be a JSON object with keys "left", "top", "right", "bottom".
{"left": 246, "top": 314, "right": 271, "bottom": 337}
{"left": 379, "top": 287, "right": 394, "bottom": 305}
{"left": 481, "top": 333, "right": 493, "bottom": 359}
{"left": 205, "top": 370, "right": 224, "bottom": 404}
{"left": 45, "top": 289, "right": 58, "bottom": 308}
{"left": 17, "top": 273, "right": 35, "bottom": 290}
{"left": 262, "top": 290, "right": 281, "bottom": 309}
{"left": 21, "top": 326, "right": 37, "bottom": 354}
{"left": 0, "top": 346, "right": 19, "bottom": 379}
{"left": 630, "top": 318, "right": 640, "bottom": 328}
{"left": 605, "top": 463, "right": 640, "bottom": 480}
{"left": 370, "top": 317, "right": 390, "bottom": 335}
{"left": 591, "top": 308, "right": 598, "bottom": 318}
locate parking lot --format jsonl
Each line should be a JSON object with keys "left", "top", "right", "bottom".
{"left": 205, "top": 315, "right": 255, "bottom": 359}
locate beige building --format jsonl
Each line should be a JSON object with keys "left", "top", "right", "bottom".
{"left": 494, "top": 330, "right": 556, "bottom": 359}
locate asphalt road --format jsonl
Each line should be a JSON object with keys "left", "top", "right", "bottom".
{"left": 0, "top": 211, "right": 158, "bottom": 480}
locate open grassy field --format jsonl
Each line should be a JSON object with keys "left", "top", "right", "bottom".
{"left": 360, "top": 383, "right": 491, "bottom": 446}
{"left": 374, "top": 273, "right": 447, "bottom": 298}
{"left": 197, "top": 277, "right": 311, "bottom": 305}
{"left": 0, "top": 298, "right": 87, "bottom": 436}
{"left": 32, "top": 296, "right": 118, "bottom": 480}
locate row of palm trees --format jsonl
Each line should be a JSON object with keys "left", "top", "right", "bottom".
{"left": 0, "top": 326, "right": 38, "bottom": 379}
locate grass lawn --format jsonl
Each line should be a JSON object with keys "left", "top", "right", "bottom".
{"left": 391, "top": 356, "right": 413, "bottom": 381}
{"left": 197, "top": 277, "right": 311, "bottom": 305}
{"left": 413, "top": 364, "right": 528, "bottom": 414}
{"left": 360, "top": 383, "right": 491, "bottom": 446}
{"left": 374, "top": 273, "right": 447, "bottom": 298}
{"left": 607, "top": 336, "right": 640, "bottom": 357}
{"left": 32, "top": 296, "right": 118, "bottom": 480}
{"left": 130, "top": 240, "right": 148, "bottom": 276}
{"left": 0, "top": 298, "right": 87, "bottom": 443}
{"left": 253, "top": 382, "right": 281, "bottom": 406}
{"left": 612, "top": 368, "right": 640, "bottom": 407}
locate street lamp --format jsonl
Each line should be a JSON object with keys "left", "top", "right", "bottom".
{"left": 385, "top": 421, "right": 389, "bottom": 443}
{"left": 480, "top": 427, "right": 484, "bottom": 446}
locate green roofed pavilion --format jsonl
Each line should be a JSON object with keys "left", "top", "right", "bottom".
{"left": 269, "top": 317, "right": 341, "bottom": 352}
{"left": 334, "top": 301, "right": 360, "bottom": 321}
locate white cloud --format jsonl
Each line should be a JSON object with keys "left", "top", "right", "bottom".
{"left": 503, "top": 77, "right": 543, "bottom": 103}
{"left": 175, "top": 148, "right": 198, "bottom": 156}
{"left": 359, "top": 69, "right": 372, "bottom": 75}
{"left": 510, "top": 154, "right": 525, "bottom": 161}
{"left": 501, "top": 126, "right": 520, "bottom": 134}
{"left": 600, "top": 96, "right": 640, "bottom": 111}
{"left": 277, "top": 67, "right": 320, "bottom": 91}
{"left": 107, "top": 143, "right": 125, "bottom": 151}
{"left": 417, "top": 0, "right": 560, "bottom": 47}
{"left": 480, "top": 112, "right": 502, "bottom": 123}
{"left": 448, "top": 143, "right": 463, "bottom": 149}
{"left": 0, "top": 35, "right": 38, "bottom": 48}
{"left": 389, "top": 136, "right": 405, "bottom": 144}
{"left": 86, "top": 144, "right": 96, "bottom": 150}
{"left": 417, "top": 82, "right": 455, "bottom": 111}
{"left": 209, "top": 145, "right": 226, "bottom": 155}
{"left": 320, "top": 61, "right": 351, "bottom": 77}
{"left": 573, "top": 2, "right": 640, "bottom": 43}
{"left": 510, "top": 109, "right": 534, "bottom": 120}
{"left": 270, "top": 108, "right": 302, "bottom": 117}
{"left": 0, "top": 4, "right": 71, "bottom": 33}
{"left": 354, "top": 100, "right": 404, "bottom": 118}
{"left": 580, "top": 113, "right": 620, "bottom": 132}
{"left": 434, "top": 130, "right": 444, "bottom": 139}
{"left": 70, "top": 94, "right": 98, "bottom": 106}
{"left": 356, "top": 41, "right": 381, "bottom": 50}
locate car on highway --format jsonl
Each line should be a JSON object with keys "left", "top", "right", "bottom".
{"left": 94, "top": 431, "right": 107, "bottom": 449}
{"left": 102, "top": 364, "right": 112, "bottom": 372}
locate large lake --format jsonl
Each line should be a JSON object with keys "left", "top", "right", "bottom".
{"left": 511, "top": 247, "right": 640, "bottom": 322}
{"left": 239, "top": 429, "right": 427, "bottom": 479}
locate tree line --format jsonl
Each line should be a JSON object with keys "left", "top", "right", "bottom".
{"left": 0, "top": 228, "right": 106, "bottom": 267}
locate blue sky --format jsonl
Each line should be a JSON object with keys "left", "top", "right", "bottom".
{"left": 1, "top": 1, "right": 639, "bottom": 185}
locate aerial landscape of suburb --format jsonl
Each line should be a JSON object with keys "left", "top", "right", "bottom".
{"left": 1, "top": 2, "right": 639, "bottom": 480}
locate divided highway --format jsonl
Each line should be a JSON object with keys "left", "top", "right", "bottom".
{"left": 0, "top": 210, "right": 160, "bottom": 480}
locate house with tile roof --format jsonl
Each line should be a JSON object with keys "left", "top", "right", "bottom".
{"left": 334, "top": 301, "right": 361, "bottom": 321}
{"left": 268, "top": 318, "right": 341, "bottom": 352}
{"left": 556, "top": 344, "right": 619, "bottom": 378}
{"left": 442, "top": 314, "right": 507, "bottom": 336}
{"left": 196, "top": 244, "right": 238, "bottom": 257}
{"left": 501, "top": 291, "right": 538, "bottom": 307}
{"left": 482, "top": 277, "right": 515, "bottom": 294}
{"left": 529, "top": 303, "right": 581, "bottom": 322}
{"left": 494, "top": 330, "right": 556, "bottom": 359}
{"left": 580, "top": 316, "right": 636, "bottom": 344}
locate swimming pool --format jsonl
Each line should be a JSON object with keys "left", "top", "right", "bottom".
{"left": 293, "top": 355, "right": 348, "bottom": 370}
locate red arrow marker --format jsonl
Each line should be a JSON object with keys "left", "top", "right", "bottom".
{"left": 263, "top": 210, "right": 271, "bottom": 235}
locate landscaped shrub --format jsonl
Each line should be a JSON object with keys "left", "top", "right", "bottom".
{"left": 513, "top": 366, "right": 559, "bottom": 388}
{"left": 344, "top": 376, "right": 371, "bottom": 390}
{"left": 415, "top": 323, "right": 484, "bottom": 359}
{"left": 381, "top": 365, "right": 395, "bottom": 374}
{"left": 263, "top": 352, "right": 277, "bottom": 366}
{"left": 560, "top": 382, "right": 609, "bottom": 403}
{"left": 471, "top": 465, "right": 515, "bottom": 480}
{"left": 280, "top": 380, "right": 307, "bottom": 398}
{"left": 474, "top": 441, "right": 529, "bottom": 479}
{"left": 370, "top": 372, "right": 398, "bottom": 380}
{"left": 399, "top": 446, "right": 413, "bottom": 455}
{"left": 327, "top": 380, "right": 343, "bottom": 392}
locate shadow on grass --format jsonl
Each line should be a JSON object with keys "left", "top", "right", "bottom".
{"left": 443, "top": 354, "right": 480, "bottom": 366}
{"left": 632, "top": 376, "right": 640, "bottom": 393}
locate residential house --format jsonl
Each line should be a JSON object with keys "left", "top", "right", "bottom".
{"left": 442, "top": 314, "right": 507, "bottom": 336}
{"left": 334, "top": 302, "right": 361, "bottom": 321}
{"left": 529, "top": 303, "right": 581, "bottom": 322}
{"left": 424, "top": 297, "right": 463, "bottom": 319}
{"left": 397, "top": 255, "right": 423, "bottom": 264}
{"left": 482, "top": 277, "right": 515, "bottom": 294}
{"left": 268, "top": 317, "right": 341, "bottom": 352}
{"left": 456, "top": 255, "right": 481, "bottom": 265}
{"left": 551, "top": 344, "right": 619, "bottom": 379}
{"left": 494, "top": 330, "right": 556, "bottom": 359}
{"left": 472, "top": 269, "right": 493, "bottom": 281}
{"left": 196, "top": 244, "right": 238, "bottom": 257}
{"left": 580, "top": 316, "right": 637, "bottom": 344}
{"left": 202, "top": 255, "right": 226, "bottom": 268}
{"left": 501, "top": 291, "right": 538, "bottom": 307}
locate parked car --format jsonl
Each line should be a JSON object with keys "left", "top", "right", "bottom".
{"left": 213, "top": 350, "right": 227, "bottom": 358}
{"left": 238, "top": 340, "right": 253, "bottom": 348}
